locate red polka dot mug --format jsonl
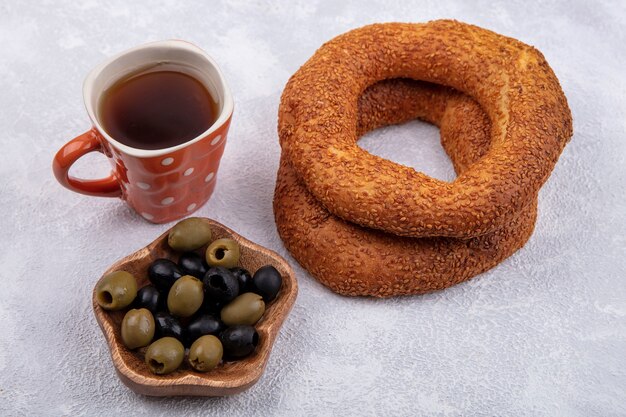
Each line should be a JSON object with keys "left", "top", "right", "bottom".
{"left": 52, "top": 40, "right": 233, "bottom": 223}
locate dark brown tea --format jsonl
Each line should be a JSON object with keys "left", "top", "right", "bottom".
{"left": 99, "top": 70, "right": 218, "bottom": 150}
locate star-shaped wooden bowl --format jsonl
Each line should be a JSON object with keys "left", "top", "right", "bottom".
{"left": 92, "top": 218, "right": 298, "bottom": 396}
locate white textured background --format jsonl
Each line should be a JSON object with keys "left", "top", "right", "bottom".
{"left": 1, "top": 0, "right": 625, "bottom": 416}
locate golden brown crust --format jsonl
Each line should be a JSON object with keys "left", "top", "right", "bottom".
{"left": 278, "top": 20, "right": 572, "bottom": 239}
{"left": 274, "top": 79, "right": 537, "bottom": 297}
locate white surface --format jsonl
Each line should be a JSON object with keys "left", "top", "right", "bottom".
{"left": 1, "top": 1, "right": 625, "bottom": 416}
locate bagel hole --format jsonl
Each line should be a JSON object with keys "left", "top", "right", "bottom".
{"left": 215, "top": 248, "right": 225, "bottom": 260}
{"left": 358, "top": 119, "right": 456, "bottom": 182}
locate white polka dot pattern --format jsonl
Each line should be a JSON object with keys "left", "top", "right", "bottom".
{"left": 113, "top": 117, "right": 231, "bottom": 223}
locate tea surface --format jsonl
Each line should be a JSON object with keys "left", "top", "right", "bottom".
{"left": 100, "top": 70, "right": 217, "bottom": 150}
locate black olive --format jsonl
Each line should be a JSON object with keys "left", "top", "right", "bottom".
{"left": 230, "top": 267, "right": 253, "bottom": 292}
{"left": 203, "top": 267, "right": 239, "bottom": 303}
{"left": 220, "top": 325, "right": 259, "bottom": 359}
{"left": 252, "top": 265, "right": 282, "bottom": 302}
{"left": 154, "top": 312, "right": 185, "bottom": 341}
{"left": 133, "top": 285, "right": 163, "bottom": 313}
{"left": 185, "top": 314, "right": 225, "bottom": 347}
{"left": 178, "top": 252, "right": 208, "bottom": 279}
{"left": 148, "top": 259, "right": 183, "bottom": 291}
{"left": 200, "top": 296, "right": 223, "bottom": 314}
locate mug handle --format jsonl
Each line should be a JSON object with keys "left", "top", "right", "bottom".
{"left": 52, "top": 129, "right": 122, "bottom": 197}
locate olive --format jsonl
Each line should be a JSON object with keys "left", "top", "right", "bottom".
{"left": 206, "top": 238, "right": 240, "bottom": 268}
{"left": 203, "top": 267, "right": 239, "bottom": 303}
{"left": 252, "top": 265, "right": 282, "bottom": 302}
{"left": 221, "top": 293, "right": 265, "bottom": 326}
{"left": 96, "top": 271, "right": 137, "bottom": 310}
{"left": 145, "top": 337, "right": 184, "bottom": 375}
{"left": 154, "top": 312, "right": 184, "bottom": 340}
{"left": 148, "top": 259, "right": 183, "bottom": 291}
{"left": 133, "top": 285, "right": 163, "bottom": 313}
{"left": 230, "top": 267, "right": 253, "bottom": 292}
{"left": 185, "top": 314, "right": 224, "bottom": 347}
{"left": 167, "top": 275, "right": 204, "bottom": 317}
{"left": 200, "top": 296, "right": 223, "bottom": 314}
{"left": 167, "top": 217, "right": 213, "bottom": 251}
{"left": 188, "top": 335, "right": 223, "bottom": 372}
{"left": 178, "top": 252, "right": 208, "bottom": 278}
{"left": 220, "top": 325, "right": 259, "bottom": 359}
{"left": 121, "top": 308, "right": 155, "bottom": 349}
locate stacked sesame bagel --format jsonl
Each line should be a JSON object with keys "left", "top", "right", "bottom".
{"left": 274, "top": 21, "right": 572, "bottom": 297}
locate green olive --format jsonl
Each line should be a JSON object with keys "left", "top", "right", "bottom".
{"left": 188, "top": 335, "right": 223, "bottom": 372}
{"left": 96, "top": 271, "right": 137, "bottom": 310}
{"left": 145, "top": 337, "right": 185, "bottom": 375}
{"left": 167, "top": 275, "right": 204, "bottom": 317}
{"left": 167, "top": 217, "right": 213, "bottom": 251}
{"left": 205, "top": 238, "right": 240, "bottom": 268}
{"left": 121, "top": 308, "right": 155, "bottom": 349}
{"left": 220, "top": 292, "right": 265, "bottom": 326}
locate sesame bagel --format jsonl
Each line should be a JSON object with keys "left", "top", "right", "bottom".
{"left": 278, "top": 20, "right": 572, "bottom": 239}
{"left": 274, "top": 79, "right": 537, "bottom": 297}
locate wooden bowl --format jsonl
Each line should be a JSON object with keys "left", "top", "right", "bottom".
{"left": 92, "top": 218, "right": 298, "bottom": 396}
